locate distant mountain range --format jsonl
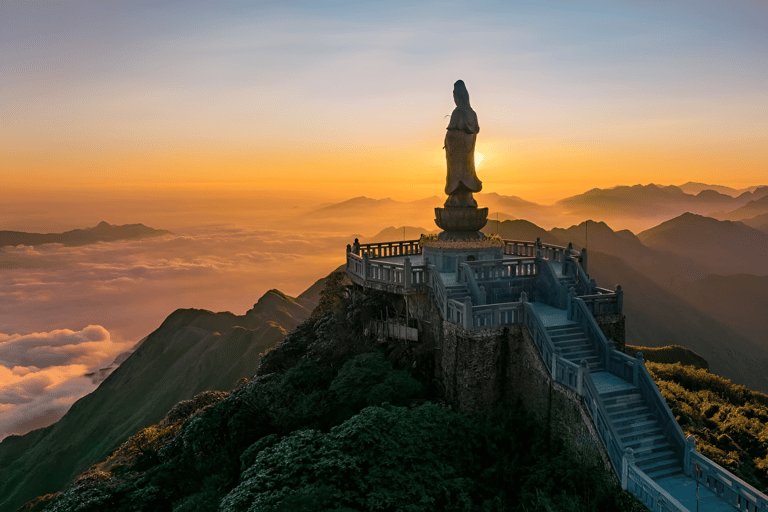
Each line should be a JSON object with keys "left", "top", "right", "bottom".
{"left": 0, "top": 279, "right": 325, "bottom": 512}
{"left": 677, "top": 182, "right": 763, "bottom": 197}
{"left": 0, "top": 221, "right": 171, "bottom": 247}
{"left": 637, "top": 213, "right": 768, "bottom": 276}
{"left": 302, "top": 183, "right": 768, "bottom": 234}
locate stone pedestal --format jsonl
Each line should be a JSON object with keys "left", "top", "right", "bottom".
{"left": 434, "top": 206, "right": 488, "bottom": 240}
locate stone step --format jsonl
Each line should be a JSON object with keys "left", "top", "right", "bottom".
{"left": 550, "top": 335, "right": 590, "bottom": 345}
{"left": 606, "top": 403, "right": 648, "bottom": 416}
{"left": 620, "top": 426, "right": 663, "bottom": 444}
{"left": 625, "top": 434, "right": 669, "bottom": 451}
{"left": 645, "top": 465, "right": 683, "bottom": 480}
{"left": 558, "top": 344, "right": 594, "bottom": 355}
{"left": 640, "top": 456, "right": 681, "bottom": 476}
{"left": 546, "top": 325, "right": 581, "bottom": 333}
{"left": 611, "top": 412, "right": 656, "bottom": 428}
{"left": 634, "top": 449, "right": 677, "bottom": 467}
{"left": 627, "top": 436, "right": 672, "bottom": 460}
{"left": 615, "top": 419, "right": 658, "bottom": 435}
{"left": 602, "top": 395, "right": 644, "bottom": 409}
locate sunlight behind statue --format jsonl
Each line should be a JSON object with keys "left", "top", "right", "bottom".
{"left": 444, "top": 80, "right": 482, "bottom": 208}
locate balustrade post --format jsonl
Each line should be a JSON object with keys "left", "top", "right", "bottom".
{"left": 685, "top": 435, "right": 697, "bottom": 477}
{"left": 404, "top": 257, "right": 412, "bottom": 290}
{"left": 363, "top": 253, "right": 369, "bottom": 279}
{"left": 622, "top": 447, "right": 635, "bottom": 490}
{"left": 552, "top": 347, "right": 561, "bottom": 381}
{"left": 634, "top": 352, "right": 644, "bottom": 387}
{"left": 589, "top": 278, "right": 596, "bottom": 295}
{"left": 463, "top": 296, "right": 473, "bottom": 330}
{"left": 478, "top": 284, "right": 487, "bottom": 305}
{"left": 566, "top": 287, "right": 576, "bottom": 320}
{"left": 580, "top": 247, "right": 588, "bottom": 274}
{"left": 615, "top": 284, "right": 623, "bottom": 315}
{"left": 578, "top": 359, "right": 588, "bottom": 396}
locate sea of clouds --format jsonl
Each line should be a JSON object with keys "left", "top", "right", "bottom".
{"left": 0, "top": 223, "right": 347, "bottom": 439}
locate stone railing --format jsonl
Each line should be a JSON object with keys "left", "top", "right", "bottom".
{"left": 445, "top": 296, "right": 524, "bottom": 330}
{"left": 472, "top": 301, "right": 523, "bottom": 329}
{"left": 356, "top": 239, "right": 422, "bottom": 259}
{"left": 461, "top": 258, "right": 538, "bottom": 280}
{"left": 580, "top": 286, "right": 623, "bottom": 316}
{"left": 687, "top": 441, "right": 768, "bottom": 512}
{"left": 346, "top": 253, "right": 427, "bottom": 291}
{"left": 522, "top": 299, "right": 557, "bottom": 375}
{"left": 502, "top": 238, "right": 577, "bottom": 263}
{"left": 622, "top": 456, "right": 688, "bottom": 512}
{"left": 579, "top": 365, "right": 629, "bottom": 475}
{"left": 563, "top": 253, "right": 594, "bottom": 295}
{"left": 568, "top": 297, "right": 614, "bottom": 368}
{"left": 607, "top": 350, "right": 687, "bottom": 461}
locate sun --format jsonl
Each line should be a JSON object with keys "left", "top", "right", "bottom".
{"left": 475, "top": 152, "right": 485, "bottom": 167}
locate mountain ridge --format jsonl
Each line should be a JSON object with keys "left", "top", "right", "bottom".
{"left": 0, "top": 222, "right": 171, "bottom": 247}
{"left": 0, "top": 279, "right": 324, "bottom": 512}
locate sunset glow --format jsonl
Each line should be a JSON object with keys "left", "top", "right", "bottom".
{"left": 1, "top": 0, "right": 767, "bottom": 441}
{"left": 2, "top": 1, "right": 765, "bottom": 205}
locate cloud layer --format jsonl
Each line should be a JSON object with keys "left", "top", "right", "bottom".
{"left": 0, "top": 222, "right": 347, "bottom": 439}
{"left": 0, "top": 325, "right": 131, "bottom": 440}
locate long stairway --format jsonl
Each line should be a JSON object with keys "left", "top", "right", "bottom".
{"left": 594, "top": 373, "right": 683, "bottom": 480}
{"left": 529, "top": 301, "right": 743, "bottom": 511}
{"left": 546, "top": 324, "right": 601, "bottom": 370}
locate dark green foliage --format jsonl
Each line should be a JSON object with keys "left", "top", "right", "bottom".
{"left": 330, "top": 352, "right": 423, "bottom": 409}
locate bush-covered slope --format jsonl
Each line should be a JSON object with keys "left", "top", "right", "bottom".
{"left": 649, "top": 362, "right": 768, "bottom": 491}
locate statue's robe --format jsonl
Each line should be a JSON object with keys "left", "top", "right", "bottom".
{"left": 444, "top": 104, "right": 482, "bottom": 198}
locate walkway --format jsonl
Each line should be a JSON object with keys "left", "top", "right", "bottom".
{"left": 529, "top": 301, "right": 739, "bottom": 512}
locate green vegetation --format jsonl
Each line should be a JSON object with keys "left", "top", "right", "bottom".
{"left": 26, "top": 283, "right": 640, "bottom": 512}
{"left": 648, "top": 362, "right": 768, "bottom": 491}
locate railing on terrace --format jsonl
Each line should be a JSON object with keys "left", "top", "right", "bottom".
{"left": 580, "top": 286, "right": 623, "bottom": 316}
{"left": 472, "top": 302, "right": 523, "bottom": 329}
{"left": 346, "top": 253, "right": 427, "bottom": 290}
{"left": 357, "top": 239, "right": 422, "bottom": 258}
{"left": 503, "top": 238, "right": 578, "bottom": 263}
{"left": 460, "top": 258, "right": 538, "bottom": 280}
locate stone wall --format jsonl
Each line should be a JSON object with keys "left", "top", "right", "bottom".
{"left": 596, "top": 314, "right": 626, "bottom": 352}
{"left": 436, "top": 320, "right": 612, "bottom": 472}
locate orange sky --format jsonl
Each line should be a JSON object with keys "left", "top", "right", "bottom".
{"left": 2, "top": 1, "right": 766, "bottom": 206}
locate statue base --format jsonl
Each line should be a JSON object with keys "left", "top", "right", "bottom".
{"left": 434, "top": 206, "right": 488, "bottom": 240}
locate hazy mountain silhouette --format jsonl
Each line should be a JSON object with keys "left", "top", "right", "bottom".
{"left": 681, "top": 274, "right": 768, "bottom": 356}
{"left": 0, "top": 279, "right": 325, "bottom": 512}
{"left": 715, "top": 194, "right": 768, "bottom": 221}
{"left": 556, "top": 184, "right": 739, "bottom": 216}
{"left": 588, "top": 251, "right": 768, "bottom": 394}
{"left": 678, "top": 182, "right": 763, "bottom": 197}
{"left": 740, "top": 212, "right": 768, "bottom": 233}
{"left": 637, "top": 213, "right": 768, "bottom": 276}
{"left": 0, "top": 221, "right": 171, "bottom": 247}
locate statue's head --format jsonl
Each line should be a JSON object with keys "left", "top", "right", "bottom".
{"left": 453, "top": 80, "right": 470, "bottom": 107}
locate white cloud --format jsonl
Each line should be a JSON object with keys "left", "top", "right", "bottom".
{"left": 0, "top": 325, "right": 131, "bottom": 440}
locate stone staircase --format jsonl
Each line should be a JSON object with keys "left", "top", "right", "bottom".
{"left": 599, "top": 383, "right": 683, "bottom": 480}
{"left": 545, "top": 324, "right": 601, "bottom": 370}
